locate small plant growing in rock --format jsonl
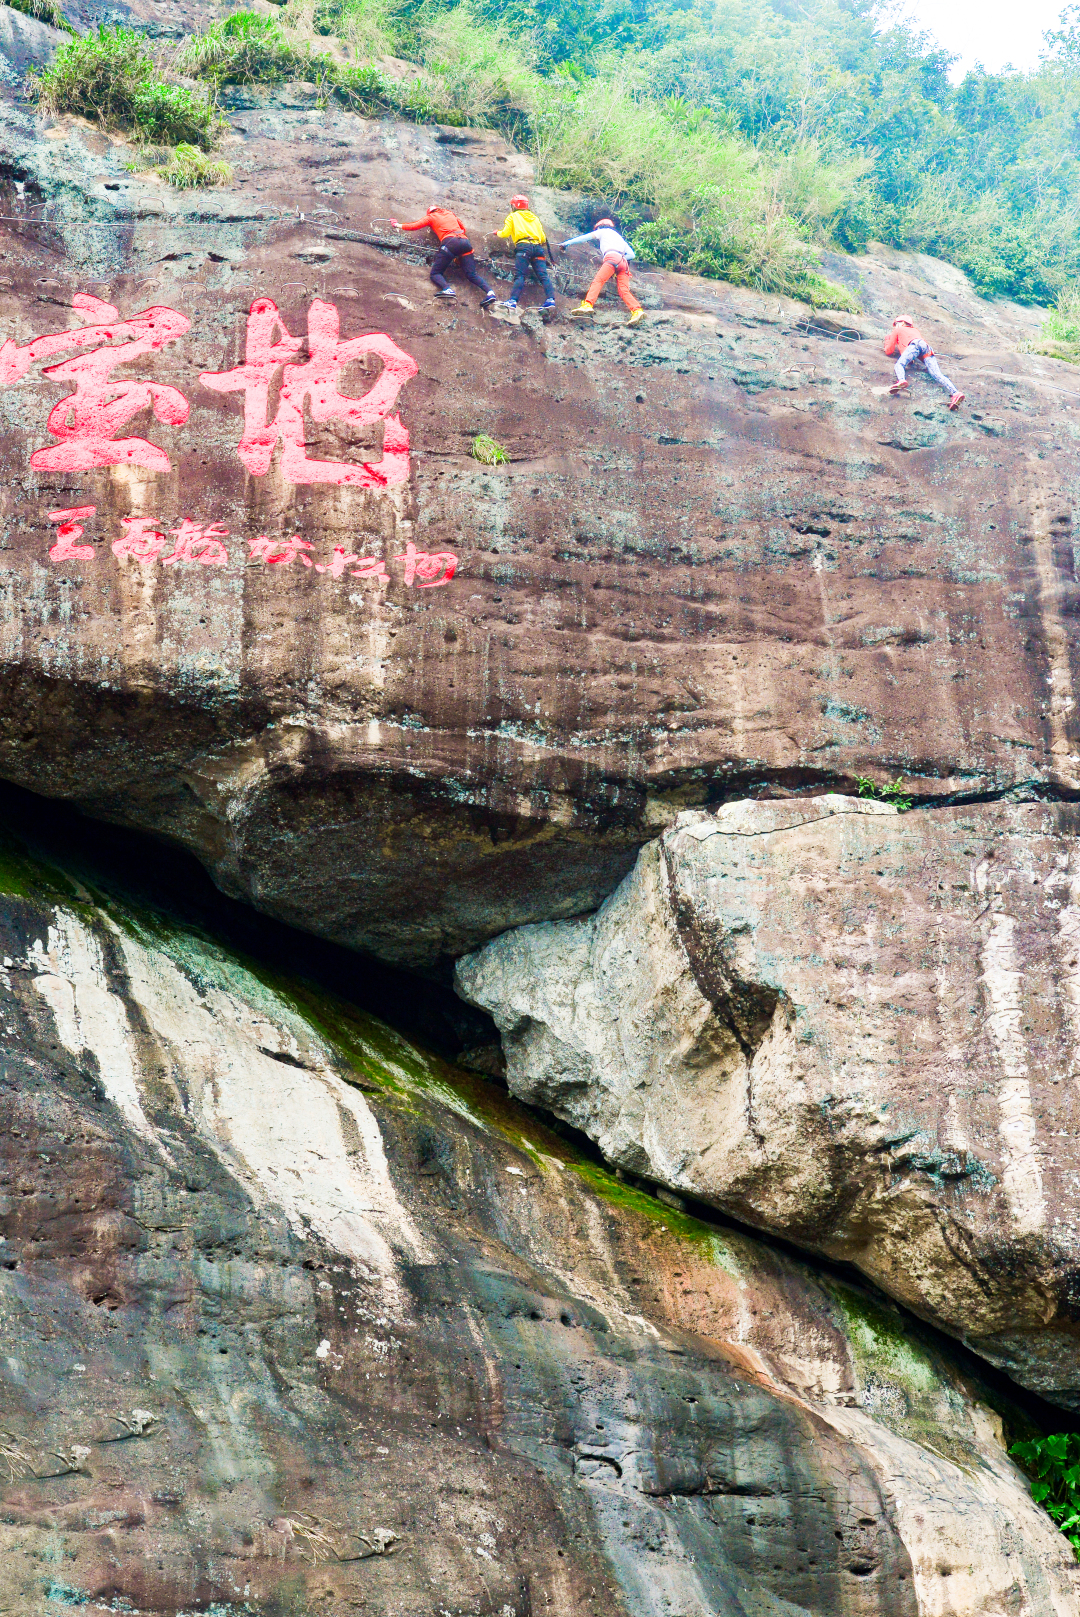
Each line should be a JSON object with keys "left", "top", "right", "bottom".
{"left": 1011, "top": 1434, "right": 1080, "bottom": 1557}
{"left": 154, "top": 143, "right": 234, "bottom": 188}
{"left": 472, "top": 434, "right": 508, "bottom": 465}
{"left": 31, "top": 26, "right": 218, "bottom": 148}
{"left": 854, "top": 775, "right": 913, "bottom": 811}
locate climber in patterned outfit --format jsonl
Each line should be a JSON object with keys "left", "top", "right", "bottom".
{"left": 390, "top": 205, "right": 496, "bottom": 305}
{"left": 495, "top": 196, "right": 557, "bottom": 311}
{"left": 884, "top": 315, "right": 964, "bottom": 409}
{"left": 560, "top": 218, "right": 645, "bottom": 325}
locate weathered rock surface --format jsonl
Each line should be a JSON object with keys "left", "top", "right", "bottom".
{"left": 0, "top": 43, "right": 1079, "bottom": 966}
{"left": 457, "top": 793, "right": 1080, "bottom": 1404}
{"left": 0, "top": 832, "right": 1077, "bottom": 1616}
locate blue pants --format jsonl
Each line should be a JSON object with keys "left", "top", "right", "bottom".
{"left": 509, "top": 242, "right": 555, "bottom": 303}
{"left": 895, "top": 339, "right": 957, "bottom": 395}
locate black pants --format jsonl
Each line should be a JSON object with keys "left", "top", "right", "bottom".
{"left": 430, "top": 235, "right": 491, "bottom": 294}
{"left": 509, "top": 242, "right": 555, "bottom": 303}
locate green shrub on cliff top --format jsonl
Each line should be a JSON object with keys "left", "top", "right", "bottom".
{"left": 31, "top": 26, "right": 217, "bottom": 148}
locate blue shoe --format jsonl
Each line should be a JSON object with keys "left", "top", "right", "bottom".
{"left": 541, "top": 299, "right": 556, "bottom": 308}
{"left": 481, "top": 292, "right": 496, "bottom": 306}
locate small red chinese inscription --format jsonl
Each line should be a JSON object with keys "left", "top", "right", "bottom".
{"left": 249, "top": 535, "right": 315, "bottom": 566}
{"left": 47, "top": 505, "right": 96, "bottom": 562}
{"left": 0, "top": 294, "right": 190, "bottom": 472}
{"left": 400, "top": 541, "right": 457, "bottom": 588}
{"left": 200, "top": 298, "right": 419, "bottom": 488}
{"left": 58, "top": 509, "right": 456, "bottom": 587}
{"left": 163, "top": 520, "right": 230, "bottom": 566}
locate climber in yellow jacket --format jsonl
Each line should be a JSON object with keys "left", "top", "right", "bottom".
{"left": 495, "top": 196, "right": 556, "bottom": 311}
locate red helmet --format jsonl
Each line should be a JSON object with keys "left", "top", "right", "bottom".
{"left": 510, "top": 194, "right": 529, "bottom": 209}
{"left": 595, "top": 217, "right": 615, "bottom": 228}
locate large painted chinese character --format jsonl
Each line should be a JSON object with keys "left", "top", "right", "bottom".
{"left": 200, "top": 298, "right": 418, "bottom": 488}
{"left": 0, "top": 293, "right": 190, "bottom": 472}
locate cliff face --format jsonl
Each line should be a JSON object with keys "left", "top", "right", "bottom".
{"left": 4, "top": 9, "right": 1080, "bottom": 1611}
{"left": 458, "top": 794, "right": 1080, "bottom": 1404}
{"left": 1, "top": 839, "right": 1077, "bottom": 1617}
{"left": 0, "top": 37, "right": 1077, "bottom": 972}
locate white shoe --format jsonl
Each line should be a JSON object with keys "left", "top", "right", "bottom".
{"left": 435, "top": 288, "right": 456, "bottom": 298}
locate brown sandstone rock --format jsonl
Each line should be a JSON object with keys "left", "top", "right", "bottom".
{"left": 0, "top": 846, "right": 1075, "bottom": 1616}
{"left": 457, "top": 793, "right": 1080, "bottom": 1404}
{"left": 0, "top": 88, "right": 1078, "bottom": 965}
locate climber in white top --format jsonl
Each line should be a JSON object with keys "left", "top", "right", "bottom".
{"left": 560, "top": 219, "right": 644, "bottom": 325}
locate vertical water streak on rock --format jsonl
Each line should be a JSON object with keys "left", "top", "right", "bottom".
{"left": 29, "top": 907, "right": 162, "bottom": 1149}
{"left": 980, "top": 911, "right": 1044, "bottom": 1234}
{"left": 1027, "top": 494, "right": 1080, "bottom": 787}
{"left": 1053, "top": 866, "right": 1080, "bottom": 1073}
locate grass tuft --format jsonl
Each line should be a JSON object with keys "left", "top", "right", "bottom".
{"left": 154, "top": 142, "right": 234, "bottom": 187}
{"left": 174, "top": 11, "right": 327, "bottom": 87}
{"left": 31, "top": 26, "right": 218, "bottom": 147}
{"left": 1030, "top": 284, "right": 1080, "bottom": 365}
{"left": 472, "top": 433, "right": 508, "bottom": 465}
{"left": 5, "top": 0, "right": 75, "bottom": 33}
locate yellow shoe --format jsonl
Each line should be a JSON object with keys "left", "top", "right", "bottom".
{"left": 628, "top": 307, "right": 645, "bottom": 326}
{"left": 569, "top": 301, "right": 594, "bottom": 317}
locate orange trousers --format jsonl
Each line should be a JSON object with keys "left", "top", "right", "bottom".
{"left": 585, "top": 252, "right": 641, "bottom": 311}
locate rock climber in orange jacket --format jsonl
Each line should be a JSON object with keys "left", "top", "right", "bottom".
{"left": 884, "top": 316, "right": 964, "bottom": 410}
{"left": 390, "top": 205, "right": 496, "bottom": 305}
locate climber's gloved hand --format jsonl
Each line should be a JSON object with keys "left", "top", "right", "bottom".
{"left": 389, "top": 218, "right": 400, "bottom": 229}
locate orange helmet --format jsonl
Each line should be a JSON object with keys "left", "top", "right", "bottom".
{"left": 510, "top": 194, "right": 529, "bottom": 209}
{"left": 595, "top": 217, "right": 615, "bottom": 228}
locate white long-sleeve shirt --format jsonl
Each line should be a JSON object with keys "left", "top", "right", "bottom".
{"left": 561, "top": 227, "right": 636, "bottom": 260}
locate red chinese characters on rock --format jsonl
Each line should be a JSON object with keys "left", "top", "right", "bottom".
{"left": 112, "top": 516, "right": 167, "bottom": 562}
{"left": 400, "top": 541, "right": 458, "bottom": 588}
{"left": 248, "top": 535, "right": 315, "bottom": 566}
{"left": 111, "top": 517, "right": 230, "bottom": 565}
{"left": 66, "top": 510, "right": 459, "bottom": 587}
{"left": 247, "top": 535, "right": 391, "bottom": 581}
{"left": 0, "top": 294, "right": 190, "bottom": 472}
{"left": 47, "top": 505, "right": 97, "bottom": 562}
{"left": 201, "top": 298, "right": 419, "bottom": 488}
{"left": 162, "top": 520, "right": 230, "bottom": 566}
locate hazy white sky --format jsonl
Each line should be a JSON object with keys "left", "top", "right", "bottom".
{"left": 891, "top": 0, "right": 1067, "bottom": 76}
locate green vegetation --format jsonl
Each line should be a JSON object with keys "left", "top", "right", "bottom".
{"left": 1011, "top": 1434, "right": 1080, "bottom": 1557}
{"left": 57, "top": 0, "right": 1079, "bottom": 305}
{"left": 855, "top": 775, "right": 914, "bottom": 810}
{"left": 5, "top": 0, "right": 75, "bottom": 34}
{"left": 472, "top": 433, "right": 508, "bottom": 464}
{"left": 153, "top": 143, "right": 234, "bottom": 188}
{"left": 247, "top": 0, "right": 1079, "bottom": 305}
{"left": 174, "top": 10, "right": 330, "bottom": 88}
{"left": 1031, "top": 285, "right": 1080, "bottom": 364}
{"left": 310, "top": 0, "right": 401, "bottom": 60}
{"left": 31, "top": 26, "right": 217, "bottom": 147}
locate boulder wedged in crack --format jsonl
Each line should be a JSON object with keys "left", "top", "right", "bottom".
{"left": 456, "top": 792, "right": 1080, "bottom": 1405}
{"left": 0, "top": 831, "right": 1076, "bottom": 1615}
